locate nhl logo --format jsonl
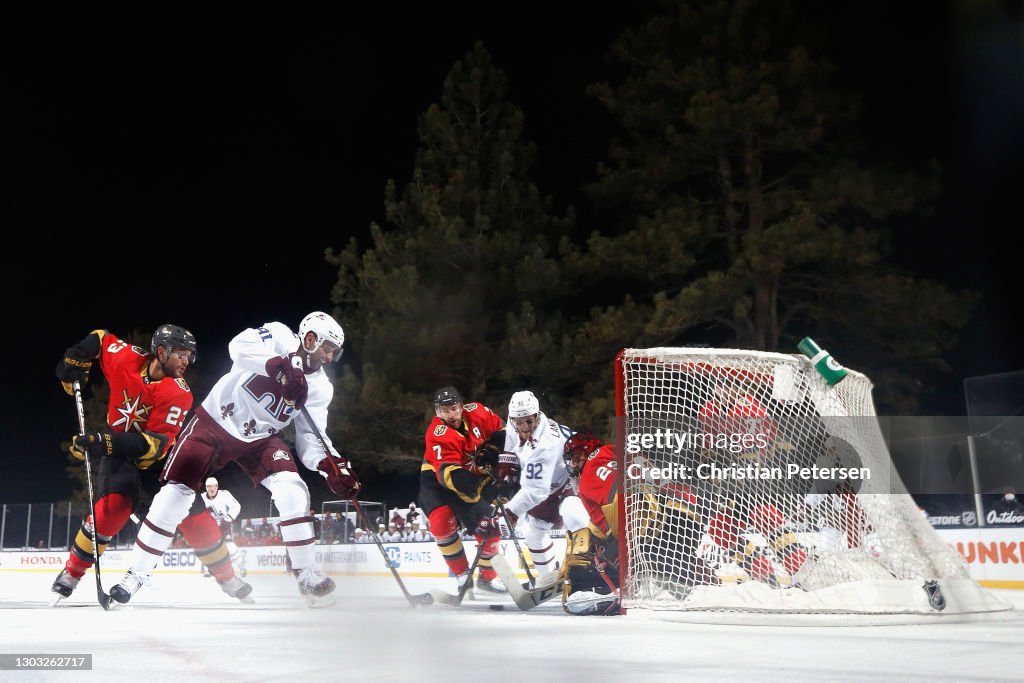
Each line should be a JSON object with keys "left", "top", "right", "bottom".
{"left": 923, "top": 580, "right": 946, "bottom": 611}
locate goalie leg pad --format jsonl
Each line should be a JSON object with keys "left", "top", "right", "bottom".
{"left": 564, "top": 588, "right": 620, "bottom": 616}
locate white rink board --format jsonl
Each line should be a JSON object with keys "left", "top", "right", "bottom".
{"left": 0, "top": 539, "right": 560, "bottom": 585}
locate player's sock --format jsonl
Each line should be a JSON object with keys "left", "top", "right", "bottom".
{"left": 180, "top": 510, "right": 235, "bottom": 582}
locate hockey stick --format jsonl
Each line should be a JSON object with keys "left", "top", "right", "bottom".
{"left": 429, "top": 534, "right": 487, "bottom": 607}
{"left": 73, "top": 381, "right": 113, "bottom": 610}
{"left": 298, "top": 407, "right": 432, "bottom": 607}
{"left": 491, "top": 554, "right": 563, "bottom": 611}
{"left": 496, "top": 502, "right": 535, "bottom": 588}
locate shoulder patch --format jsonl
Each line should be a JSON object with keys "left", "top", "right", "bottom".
{"left": 464, "top": 403, "right": 479, "bottom": 411}
{"left": 433, "top": 424, "right": 448, "bottom": 437}
{"left": 175, "top": 378, "right": 191, "bottom": 392}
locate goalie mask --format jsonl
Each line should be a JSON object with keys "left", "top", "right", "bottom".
{"left": 564, "top": 432, "right": 604, "bottom": 477}
{"left": 299, "top": 311, "right": 345, "bottom": 360}
{"left": 151, "top": 324, "right": 197, "bottom": 364}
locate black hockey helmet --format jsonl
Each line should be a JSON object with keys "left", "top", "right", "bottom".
{"left": 152, "top": 324, "right": 197, "bottom": 363}
{"left": 432, "top": 385, "right": 464, "bottom": 407}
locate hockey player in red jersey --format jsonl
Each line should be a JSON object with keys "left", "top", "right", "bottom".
{"left": 559, "top": 432, "right": 621, "bottom": 615}
{"left": 50, "top": 325, "right": 244, "bottom": 602}
{"left": 418, "top": 386, "right": 511, "bottom": 596}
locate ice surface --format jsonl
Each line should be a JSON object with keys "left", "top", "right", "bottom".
{"left": 1, "top": 571, "right": 1021, "bottom": 682}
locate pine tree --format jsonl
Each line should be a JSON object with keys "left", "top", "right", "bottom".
{"left": 328, "top": 43, "right": 572, "bottom": 473}
{"left": 572, "top": 0, "right": 974, "bottom": 412}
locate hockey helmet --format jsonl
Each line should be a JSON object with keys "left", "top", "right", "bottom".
{"left": 563, "top": 432, "right": 604, "bottom": 477}
{"left": 432, "top": 386, "right": 464, "bottom": 407}
{"left": 299, "top": 311, "right": 345, "bottom": 358}
{"left": 508, "top": 390, "right": 540, "bottom": 419}
{"left": 151, "top": 324, "right": 197, "bottom": 363}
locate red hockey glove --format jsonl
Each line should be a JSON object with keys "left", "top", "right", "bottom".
{"left": 266, "top": 354, "right": 308, "bottom": 408}
{"left": 474, "top": 515, "right": 501, "bottom": 540}
{"left": 493, "top": 452, "right": 521, "bottom": 498}
{"left": 317, "top": 454, "right": 361, "bottom": 498}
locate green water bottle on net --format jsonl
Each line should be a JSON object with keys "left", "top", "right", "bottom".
{"left": 798, "top": 337, "right": 848, "bottom": 386}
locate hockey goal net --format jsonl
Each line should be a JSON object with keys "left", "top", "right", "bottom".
{"left": 616, "top": 347, "right": 1011, "bottom": 620}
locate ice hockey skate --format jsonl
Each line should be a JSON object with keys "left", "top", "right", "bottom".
{"left": 49, "top": 568, "right": 81, "bottom": 605}
{"left": 218, "top": 575, "right": 254, "bottom": 604}
{"left": 109, "top": 567, "right": 151, "bottom": 605}
{"left": 294, "top": 567, "right": 336, "bottom": 608}
{"left": 474, "top": 576, "right": 508, "bottom": 594}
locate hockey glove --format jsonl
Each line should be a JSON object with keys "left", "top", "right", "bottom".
{"left": 494, "top": 453, "right": 521, "bottom": 491}
{"left": 266, "top": 354, "right": 308, "bottom": 408}
{"left": 56, "top": 335, "right": 101, "bottom": 395}
{"left": 317, "top": 454, "right": 361, "bottom": 498}
{"left": 474, "top": 515, "right": 502, "bottom": 541}
{"left": 69, "top": 431, "right": 114, "bottom": 461}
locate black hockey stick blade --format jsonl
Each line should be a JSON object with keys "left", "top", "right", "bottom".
{"left": 491, "top": 555, "right": 563, "bottom": 611}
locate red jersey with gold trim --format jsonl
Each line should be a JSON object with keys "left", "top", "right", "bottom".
{"left": 97, "top": 332, "right": 193, "bottom": 467}
{"left": 422, "top": 402, "right": 503, "bottom": 473}
{"left": 578, "top": 444, "right": 618, "bottom": 534}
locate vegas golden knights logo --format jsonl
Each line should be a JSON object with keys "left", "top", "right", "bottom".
{"left": 434, "top": 424, "right": 447, "bottom": 437}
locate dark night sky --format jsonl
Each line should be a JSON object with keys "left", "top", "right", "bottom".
{"left": 3, "top": 2, "right": 1021, "bottom": 504}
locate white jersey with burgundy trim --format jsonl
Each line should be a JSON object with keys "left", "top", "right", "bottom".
{"left": 201, "top": 489, "right": 241, "bottom": 523}
{"left": 200, "top": 322, "right": 341, "bottom": 471}
{"left": 502, "top": 412, "right": 572, "bottom": 519}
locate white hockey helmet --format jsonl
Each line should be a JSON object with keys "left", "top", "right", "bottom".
{"left": 508, "top": 390, "right": 540, "bottom": 418}
{"left": 299, "top": 311, "right": 345, "bottom": 358}
{"left": 205, "top": 477, "right": 218, "bottom": 487}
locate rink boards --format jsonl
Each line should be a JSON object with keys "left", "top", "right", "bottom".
{"left": 1, "top": 527, "right": 1020, "bottom": 587}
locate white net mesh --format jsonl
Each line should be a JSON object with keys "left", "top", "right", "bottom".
{"left": 619, "top": 348, "right": 1011, "bottom": 617}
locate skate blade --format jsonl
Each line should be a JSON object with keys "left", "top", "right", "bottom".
{"left": 48, "top": 593, "right": 67, "bottom": 607}
{"left": 305, "top": 593, "right": 336, "bottom": 609}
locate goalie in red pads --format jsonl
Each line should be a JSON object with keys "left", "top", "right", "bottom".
{"left": 559, "top": 432, "right": 621, "bottom": 615}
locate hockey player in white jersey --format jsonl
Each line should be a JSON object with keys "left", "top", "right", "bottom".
{"left": 501, "top": 391, "right": 591, "bottom": 578}
{"left": 111, "top": 312, "right": 361, "bottom": 607}
{"left": 199, "top": 477, "right": 246, "bottom": 577}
